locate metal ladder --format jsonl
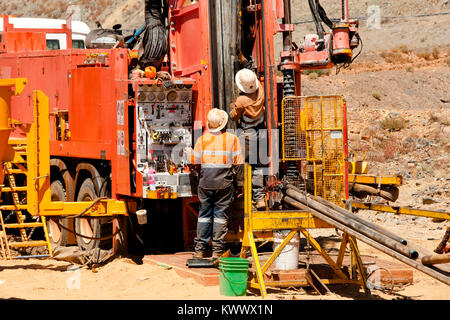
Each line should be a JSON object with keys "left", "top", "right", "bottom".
{"left": 0, "top": 147, "right": 52, "bottom": 259}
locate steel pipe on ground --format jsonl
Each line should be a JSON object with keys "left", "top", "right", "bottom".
{"left": 285, "top": 184, "right": 408, "bottom": 245}
{"left": 284, "top": 188, "right": 418, "bottom": 259}
{"left": 283, "top": 196, "right": 450, "bottom": 286}
{"left": 422, "top": 254, "right": 450, "bottom": 266}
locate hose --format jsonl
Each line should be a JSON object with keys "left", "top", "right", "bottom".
{"left": 139, "top": 0, "right": 169, "bottom": 66}
{"left": 317, "top": 0, "right": 333, "bottom": 29}
{"left": 54, "top": 218, "right": 123, "bottom": 241}
{"left": 308, "top": 0, "right": 333, "bottom": 51}
{"left": 308, "top": 0, "right": 325, "bottom": 48}
{"left": 366, "top": 266, "right": 395, "bottom": 294}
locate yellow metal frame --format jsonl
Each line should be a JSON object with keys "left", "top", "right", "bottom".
{"left": 240, "top": 164, "right": 368, "bottom": 298}
{"left": 281, "top": 96, "right": 347, "bottom": 206}
{"left": 352, "top": 201, "right": 450, "bottom": 220}
{"left": 1, "top": 85, "right": 127, "bottom": 259}
{"left": 25, "top": 90, "right": 127, "bottom": 217}
{"left": 349, "top": 174, "right": 403, "bottom": 186}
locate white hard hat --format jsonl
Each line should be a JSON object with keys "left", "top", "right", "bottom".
{"left": 235, "top": 68, "right": 259, "bottom": 94}
{"left": 207, "top": 108, "right": 228, "bottom": 133}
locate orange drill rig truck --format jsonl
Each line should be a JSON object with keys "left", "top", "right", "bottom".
{"left": 0, "top": 0, "right": 360, "bottom": 256}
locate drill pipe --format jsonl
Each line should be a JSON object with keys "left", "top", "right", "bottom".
{"left": 284, "top": 189, "right": 418, "bottom": 259}
{"left": 285, "top": 184, "right": 408, "bottom": 245}
{"left": 283, "top": 196, "right": 450, "bottom": 286}
{"left": 421, "top": 254, "right": 450, "bottom": 266}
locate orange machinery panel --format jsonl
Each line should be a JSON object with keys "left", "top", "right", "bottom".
{"left": 3, "top": 49, "right": 128, "bottom": 134}
{"left": 169, "top": 0, "right": 213, "bottom": 129}
{"left": 0, "top": 31, "right": 46, "bottom": 52}
{"left": 52, "top": 63, "right": 130, "bottom": 197}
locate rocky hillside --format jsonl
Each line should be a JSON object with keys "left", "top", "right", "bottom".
{"left": 1, "top": 1, "right": 449, "bottom": 31}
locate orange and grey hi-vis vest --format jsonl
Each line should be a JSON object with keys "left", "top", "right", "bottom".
{"left": 191, "top": 131, "right": 243, "bottom": 189}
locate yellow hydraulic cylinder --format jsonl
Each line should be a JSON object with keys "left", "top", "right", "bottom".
{"left": 0, "top": 78, "right": 27, "bottom": 161}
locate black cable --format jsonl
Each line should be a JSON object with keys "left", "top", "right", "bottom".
{"left": 125, "top": 200, "right": 146, "bottom": 246}
{"left": 308, "top": 0, "right": 325, "bottom": 47}
{"left": 317, "top": 0, "right": 333, "bottom": 29}
{"left": 54, "top": 197, "right": 107, "bottom": 220}
{"left": 140, "top": 0, "right": 169, "bottom": 66}
{"left": 54, "top": 218, "right": 123, "bottom": 241}
{"left": 350, "top": 33, "right": 363, "bottom": 63}
{"left": 97, "top": 174, "right": 110, "bottom": 198}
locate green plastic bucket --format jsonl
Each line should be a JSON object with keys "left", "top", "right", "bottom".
{"left": 219, "top": 257, "right": 249, "bottom": 297}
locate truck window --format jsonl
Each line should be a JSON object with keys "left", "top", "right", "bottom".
{"left": 46, "top": 39, "right": 60, "bottom": 50}
{"left": 72, "top": 39, "right": 85, "bottom": 49}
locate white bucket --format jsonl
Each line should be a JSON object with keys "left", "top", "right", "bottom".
{"left": 136, "top": 209, "right": 148, "bottom": 225}
{"left": 273, "top": 230, "right": 300, "bottom": 271}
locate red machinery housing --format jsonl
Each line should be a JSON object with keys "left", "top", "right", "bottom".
{"left": 0, "top": 0, "right": 359, "bottom": 253}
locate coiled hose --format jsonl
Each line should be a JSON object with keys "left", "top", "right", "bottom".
{"left": 139, "top": 0, "right": 169, "bottom": 66}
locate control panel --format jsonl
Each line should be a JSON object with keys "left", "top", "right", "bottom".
{"left": 135, "top": 82, "right": 197, "bottom": 198}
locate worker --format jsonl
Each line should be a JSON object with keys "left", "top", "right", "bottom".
{"left": 189, "top": 108, "right": 244, "bottom": 259}
{"left": 229, "top": 68, "right": 266, "bottom": 210}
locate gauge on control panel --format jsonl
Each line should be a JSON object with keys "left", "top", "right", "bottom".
{"left": 138, "top": 92, "right": 147, "bottom": 102}
{"left": 167, "top": 90, "right": 178, "bottom": 102}
{"left": 147, "top": 92, "right": 156, "bottom": 101}
{"left": 157, "top": 92, "right": 166, "bottom": 101}
{"left": 180, "top": 92, "right": 189, "bottom": 101}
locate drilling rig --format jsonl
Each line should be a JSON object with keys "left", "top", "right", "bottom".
{"left": 2, "top": 0, "right": 448, "bottom": 296}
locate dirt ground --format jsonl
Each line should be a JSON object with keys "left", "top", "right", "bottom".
{"left": 0, "top": 234, "right": 448, "bottom": 300}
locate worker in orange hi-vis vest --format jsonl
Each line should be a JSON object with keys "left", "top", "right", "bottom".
{"left": 188, "top": 108, "right": 244, "bottom": 259}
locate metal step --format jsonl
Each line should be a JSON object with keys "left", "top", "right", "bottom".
{"left": 0, "top": 204, "right": 28, "bottom": 210}
{"left": 4, "top": 169, "right": 27, "bottom": 175}
{"left": 0, "top": 186, "right": 27, "bottom": 192}
{"left": 9, "top": 240, "right": 48, "bottom": 248}
{"left": 4, "top": 223, "right": 44, "bottom": 229}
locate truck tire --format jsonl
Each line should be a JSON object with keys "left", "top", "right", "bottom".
{"left": 75, "top": 178, "right": 101, "bottom": 251}
{"left": 47, "top": 180, "right": 68, "bottom": 248}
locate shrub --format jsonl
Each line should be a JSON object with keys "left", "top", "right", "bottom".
{"left": 379, "top": 113, "right": 406, "bottom": 131}
{"left": 307, "top": 72, "right": 319, "bottom": 80}
{"left": 372, "top": 92, "right": 381, "bottom": 101}
{"left": 428, "top": 112, "right": 440, "bottom": 123}
{"left": 432, "top": 48, "right": 440, "bottom": 59}
{"left": 380, "top": 51, "right": 406, "bottom": 64}
{"left": 303, "top": 69, "right": 330, "bottom": 78}
{"left": 398, "top": 45, "right": 411, "bottom": 54}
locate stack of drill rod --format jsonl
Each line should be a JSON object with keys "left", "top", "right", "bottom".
{"left": 283, "top": 184, "right": 419, "bottom": 259}
{"left": 283, "top": 184, "right": 450, "bottom": 285}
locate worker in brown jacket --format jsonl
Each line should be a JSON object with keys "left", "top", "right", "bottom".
{"left": 189, "top": 108, "right": 244, "bottom": 259}
{"left": 230, "top": 68, "right": 266, "bottom": 210}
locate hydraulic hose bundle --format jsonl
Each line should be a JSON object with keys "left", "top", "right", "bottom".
{"left": 139, "top": 0, "right": 169, "bottom": 66}
{"left": 307, "top": 0, "right": 333, "bottom": 51}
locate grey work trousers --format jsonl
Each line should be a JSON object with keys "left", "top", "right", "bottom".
{"left": 240, "top": 126, "right": 265, "bottom": 201}
{"left": 194, "top": 186, "right": 234, "bottom": 254}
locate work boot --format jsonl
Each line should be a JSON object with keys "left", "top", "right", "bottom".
{"left": 255, "top": 199, "right": 266, "bottom": 211}
{"left": 192, "top": 251, "right": 207, "bottom": 259}
{"left": 212, "top": 251, "right": 224, "bottom": 259}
